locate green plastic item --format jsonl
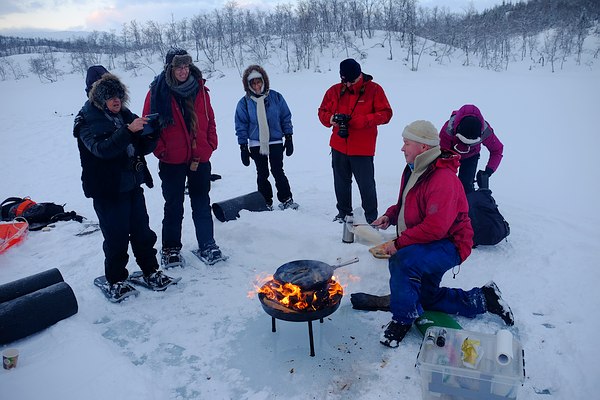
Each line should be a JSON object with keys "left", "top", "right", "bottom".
{"left": 414, "top": 310, "right": 462, "bottom": 336}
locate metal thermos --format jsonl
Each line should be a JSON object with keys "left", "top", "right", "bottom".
{"left": 342, "top": 215, "right": 354, "bottom": 243}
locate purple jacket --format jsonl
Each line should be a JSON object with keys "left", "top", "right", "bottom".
{"left": 439, "top": 104, "right": 504, "bottom": 172}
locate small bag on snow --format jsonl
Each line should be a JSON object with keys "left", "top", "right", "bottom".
{"left": 467, "top": 189, "right": 510, "bottom": 246}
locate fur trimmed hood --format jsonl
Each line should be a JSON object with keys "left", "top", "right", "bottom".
{"left": 89, "top": 73, "right": 129, "bottom": 110}
{"left": 242, "top": 65, "right": 270, "bottom": 95}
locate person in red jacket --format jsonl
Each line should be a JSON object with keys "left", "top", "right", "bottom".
{"left": 318, "top": 58, "right": 392, "bottom": 224}
{"left": 369, "top": 120, "right": 514, "bottom": 348}
{"left": 143, "top": 48, "right": 226, "bottom": 267}
{"left": 439, "top": 104, "right": 504, "bottom": 193}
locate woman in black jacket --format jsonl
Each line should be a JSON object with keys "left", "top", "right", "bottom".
{"left": 73, "top": 71, "right": 179, "bottom": 302}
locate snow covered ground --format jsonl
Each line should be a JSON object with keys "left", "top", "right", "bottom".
{"left": 1, "top": 37, "right": 599, "bottom": 399}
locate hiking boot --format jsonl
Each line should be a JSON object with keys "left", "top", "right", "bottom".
{"left": 161, "top": 247, "right": 185, "bottom": 269}
{"left": 143, "top": 270, "right": 179, "bottom": 291}
{"left": 197, "top": 244, "right": 227, "bottom": 265}
{"left": 278, "top": 198, "right": 299, "bottom": 210}
{"left": 108, "top": 281, "right": 138, "bottom": 302}
{"left": 351, "top": 293, "right": 391, "bottom": 311}
{"left": 380, "top": 320, "right": 412, "bottom": 348}
{"left": 482, "top": 281, "right": 514, "bottom": 326}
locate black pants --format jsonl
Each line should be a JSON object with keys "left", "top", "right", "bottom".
{"left": 250, "top": 143, "right": 292, "bottom": 206}
{"left": 93, "top": 187, "right": 158, "bottom": 284}
{"left": 331, "top": 148, "right": 378, "bottom": 223}
{"left": 159, "top": 161, "right": 215, "bottom": 251}
{"left": 458, "top": 154, "right": 480, "bottom": 194}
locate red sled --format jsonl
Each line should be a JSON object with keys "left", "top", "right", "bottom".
{"left": 0, "top": 220, "right": 29, "bottom": 254}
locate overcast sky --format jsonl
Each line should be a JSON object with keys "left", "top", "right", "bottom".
{"left": 0, "top": 0, "right": 507, "bottom": 34}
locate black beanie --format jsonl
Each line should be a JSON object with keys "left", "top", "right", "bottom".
{"left": 339, "top": 58, "right": 361, "bottom": 83}
{"left": 85, "top": 65, "right": 108, "bottom": 94}
{"left": 456, "top": 116, "right": 482, "bottom": 140}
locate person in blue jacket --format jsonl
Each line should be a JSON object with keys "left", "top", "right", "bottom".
{"left": 235, "top": 65, "right": 298, "bottom": 211}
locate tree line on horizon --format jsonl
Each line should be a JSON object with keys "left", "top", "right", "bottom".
{"left": 0, "top": 0, "right": 599, "bottom": 82}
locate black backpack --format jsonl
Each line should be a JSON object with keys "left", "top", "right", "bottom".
{"left": 1, "top": 197, "right": 84, "bottom": 231}
{"left": 467, "top": 189, "right": 510, "bottom": 246}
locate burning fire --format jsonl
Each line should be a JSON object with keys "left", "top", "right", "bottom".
{"left": 258, "top": 278, "right": 343, "bottom": 312}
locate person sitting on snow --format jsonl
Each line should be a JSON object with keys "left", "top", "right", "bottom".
{"left": 354, "top": 120, "right": 514, "bottom": 348}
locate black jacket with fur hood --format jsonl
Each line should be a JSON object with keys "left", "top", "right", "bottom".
{"left": 73, "top": 73, "right": 156, "bottom": 199}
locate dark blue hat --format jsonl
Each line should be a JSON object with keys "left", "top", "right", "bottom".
{"left": 339, "top": 58, "right": 361, "bottom": 83}
{"left": 85, "top": 65, "right": 108, "bottom": 94}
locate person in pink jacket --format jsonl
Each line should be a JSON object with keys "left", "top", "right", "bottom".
{"left": 143, "top": 48, "right": 226, "bottom": 267}
{"left": 439, "top": 104, "right": 503, "bottom": 193}
{"left": 369, "top": 120, "right": 513, "bottom": 348}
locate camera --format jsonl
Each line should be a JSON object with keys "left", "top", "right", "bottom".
{"left": 129, "top": 156, "right": 145, "bottom": 172}
{"left": 332, "top": 113, "right": 351, "bottom": 138}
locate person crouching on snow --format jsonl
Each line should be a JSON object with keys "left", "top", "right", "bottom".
{"left": 73, "top": 72, "right": 178, "bottom": 301}
{"left": 234, "top": 65, "right": 298, "bottom": 211}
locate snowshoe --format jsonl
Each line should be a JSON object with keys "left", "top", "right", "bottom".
{"left": 278, "top": 198, "right": 299, "bottom": 210}
{"left": 94, "top": 276, "right": 139, "bottom": 303}
{"left": 128, "top": 270, "right": 181, "bottom": 291}
{"left": 192, "top": 245, "right": 228, "bottom": 265}
{"left": 380, "top": 320, "right": 411, "bottom": 348}
{"left": 161, "top": 247, "right": 185, "bottom": 269}
{"left": 482, "top": 281, "right": 514, "bottom": 326}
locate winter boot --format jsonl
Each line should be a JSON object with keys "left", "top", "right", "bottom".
{"left": 161, "top": 247, "right": 185, "bottom": 269}
{"left": 143, "top": 270, "right": 180, "bottom": 291}
{"left": 350, "top": 293, "right": 391, "bottom": 311}
{"left": 278, "top": 198, "right": 299, "bottom": 210}
{"left": 380, "top": 320, "right": 412, "bottom": 348}
{"left": 108, "top": 281, "right": 139, "bottom": 302}
{"left": 482, "top": 281, "right": 514, "bottom": 326}
{"left": 196, "top": 243, "right": 228, "bottom": 265}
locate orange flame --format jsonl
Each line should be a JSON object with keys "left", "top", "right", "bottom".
{"left": 258, "top": 278, "right": 343, "bottom": 312}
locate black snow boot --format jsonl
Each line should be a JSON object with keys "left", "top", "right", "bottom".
{"left": 350, "top": 293, "right": 391, "bottom": 311}
{"left": 380, "top": 320, "right": 412, "bottom": 348}
{"left": 482, "top": 281, "right": 515, "bottom": 326}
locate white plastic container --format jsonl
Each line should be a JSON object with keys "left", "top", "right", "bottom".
{"left": 415, "top": 327, "right": 525, "bottom": 400}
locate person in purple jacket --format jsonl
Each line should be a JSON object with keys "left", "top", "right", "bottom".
{"left": 439, "top": 104, "right": 504, "bottom": 193}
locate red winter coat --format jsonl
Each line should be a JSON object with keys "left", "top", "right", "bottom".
{"left": 318, "top": 74, "right": 392, "bottom": 156}
{"left": 143, "top": 80, "right": 217, "bottom": 165}
{"left": 384, "top": 153, "right": 473, "bottom": 262}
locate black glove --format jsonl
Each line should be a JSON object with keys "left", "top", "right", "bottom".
{"left": 240, "top": 144, "right": 251, "bottom": 166}
{"left": 283, "top": 134, "right": 293, "bottom": 156}
{"left": 476, "top": 168, "right": 493, "bottom": 189}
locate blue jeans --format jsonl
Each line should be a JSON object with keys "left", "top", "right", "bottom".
{"left": 388, "top": 239, "right": 485, "bottom": 324}
{"left": 159, "top": 161, "right": 215, "bottom": 251}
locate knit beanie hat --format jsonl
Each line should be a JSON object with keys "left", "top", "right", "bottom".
{"left": 165, "top": 47, "right": 192, "bottom": 69}
{"left": 456, "top": 116, "right": 482, "bottom": 141}
{"left": 339, "top": 58, "right": 361, "bottom": 83}
{"left": 85, "top": 65, "right": 108, "bottom": 94}
{"left": 402, "top": 120, "right": 440, "bottom": 146}
{"left": 247, "top": 70, "right": 263, "bottom": 82}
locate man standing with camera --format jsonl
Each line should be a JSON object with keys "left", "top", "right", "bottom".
{"left": 318, "top": 58, "right": 393, "bottom": 224}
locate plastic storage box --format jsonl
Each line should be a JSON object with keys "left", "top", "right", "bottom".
{"left": 416, "top": 327, "right": 525, "bottom": 400}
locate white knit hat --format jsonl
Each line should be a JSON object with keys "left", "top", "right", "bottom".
{"left": 402, "top": 120, "right": 440, "bottom": 146}
{"left": 247, "top": 70, "right": 263, "bottom": 81}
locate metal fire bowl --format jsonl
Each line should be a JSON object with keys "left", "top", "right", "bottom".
{"left": 258, "top": 293, "right": 342, "bottom": 322}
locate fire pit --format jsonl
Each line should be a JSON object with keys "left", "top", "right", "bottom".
{"left": 257, "top": 258, "right": 357, "bottom": 357}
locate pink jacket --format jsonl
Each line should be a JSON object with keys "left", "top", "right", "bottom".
{"left": 384, "top": 153, "right": 473, "bottom": 262}
{"left": 439, "top": 104, "right": 503, "bottom": 172}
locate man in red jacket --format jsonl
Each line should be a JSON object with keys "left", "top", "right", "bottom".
{"left": 370, "top": 120, "right": 514, "bottom": 348}
{"left": 318, "top": 58, "right": 392, "bottom": 224}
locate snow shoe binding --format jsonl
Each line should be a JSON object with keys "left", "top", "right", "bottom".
{"left": 193, "top": 244, "right": 228, "bottom": 265}
{"left": 128, "top": 270, "right": 181, "bottom": 291}
{"left": 278, "top": 198, "right": 299, "bottom": 210}
{"left": 94, "top": 276, "right": 139, "bottom": 303}
{"left": 161, "top": 247, "right": 185, "bottom": 269}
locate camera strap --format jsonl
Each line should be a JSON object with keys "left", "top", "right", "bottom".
{"left": 339, "top": 84, "right": 365, "bottom": 118}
